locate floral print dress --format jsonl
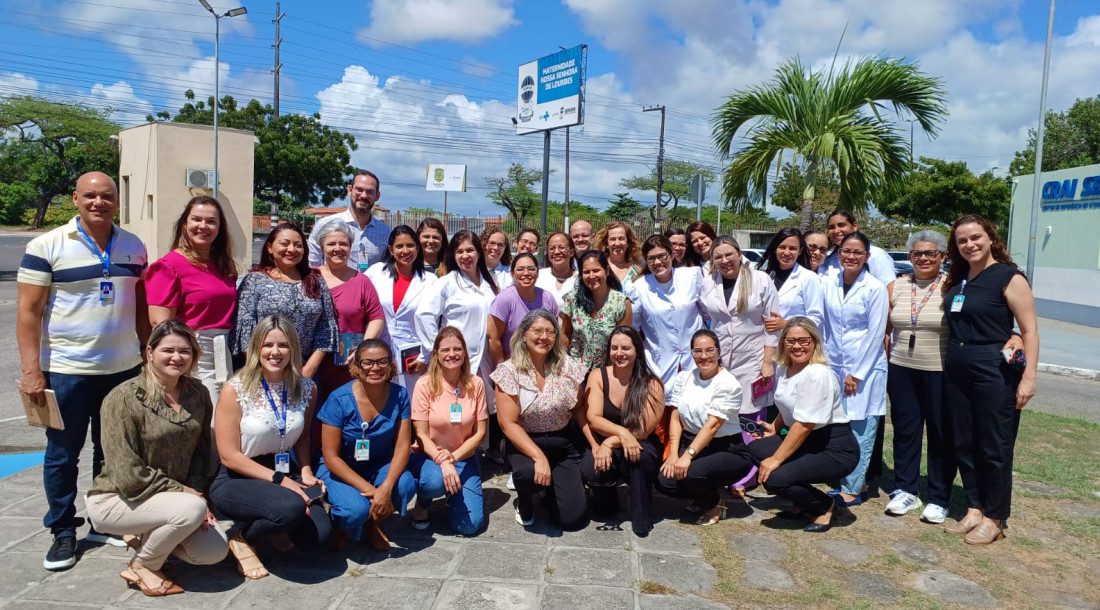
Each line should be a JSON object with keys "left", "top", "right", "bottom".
{"left": 561, "top": 289, "right": 628, "bottom": 370}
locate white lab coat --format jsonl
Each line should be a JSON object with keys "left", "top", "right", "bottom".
{"left": 535, "top": 267, "right": 577, "bottom": 309}
{"left": 820, "top": 269, "right": 888, "bottom": 420}
{"left": 492, "top": 263, "right": 513, "bottom": 290}
{"left": 700, "top": 268, "right": 780, "bottom": 414}
{"left": 415, "top": 270, "right": 496, "bottom": 374}
{"left": 365, "top": 263, "right": 437, "bottom": 388}
{"left": 819, "top": 244, "right": 896, "bottom": 286}
{"left": 774, "top": 263, "right": 825, "bottom": 329}
{"left": 627, "top": 267, "right": 705, "bottom": 387}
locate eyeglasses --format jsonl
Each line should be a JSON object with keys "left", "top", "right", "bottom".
{"left": 909, "top": 250, "right": 943, "bottom": 259}
{"left": 527, "top": 328, "right": 556, "bottom": 338}
{"left": 691, "top": 347, "right": 717, "bottom": 356}
{"left": 355, "top": 188, "right": 379, "bottom": 196}
{"left": 806, "top": 245, "right": 829, "bottom": 254}
{"left": 783, "top": 337, "right": 814, "bottom": 347}
{"left": 645, "top": 252, "right": 670, "bottom": 264}
{"left": 512, "top": 266, "right": 538, "bottom": 273}
{"left": 357, "top": 357, "right": 392, "bottom": 369}
{"left": 839, "top": 249, "right": 867, "bottom": 257}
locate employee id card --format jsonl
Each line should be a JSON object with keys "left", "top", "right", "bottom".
{"left": 274, "top": 452, "right": 291, "bottom": 474}
{"left": 99, "top": 281, "right": 114, "bottom": 305}
{"left": 950, "top": 294, "right": 965, "bottom": 312}
{"left": 449, "top": 403, "right": 462, "bottom": 424}
{"left": 354, "top": 438, "right": 370, "bottom": 461}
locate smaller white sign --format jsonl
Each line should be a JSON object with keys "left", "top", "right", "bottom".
{"left": 425, "top": 164, "right": 467, "bottom": 192}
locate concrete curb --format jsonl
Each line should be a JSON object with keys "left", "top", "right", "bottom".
{"left": 1037, "top": 362, "right": 1100, "bottom": 381}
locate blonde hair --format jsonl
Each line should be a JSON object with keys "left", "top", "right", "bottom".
{"left": 236, "top": 315, "right": 306, "bottom": 403}
{"left": 775, "top": 316, "right": 828, "bottom": 368}
{"left": 710, "top": 236, "right": 753, "bottom": 313}
{"left": 424, "top": 327, "right": 475, "bottom": 399}
{"left": 508, "top": 310, "right": 567, "bottom": 377}
{"left": 142, "top": 320, "right": 202, "bottom": 408}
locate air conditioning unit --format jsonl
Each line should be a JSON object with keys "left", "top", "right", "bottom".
{"left": 185, "top": 168, "right": 215, "bottom": 189}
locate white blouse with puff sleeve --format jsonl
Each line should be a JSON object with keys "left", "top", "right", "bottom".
{"left": 666, "top": 368, "right": 743, "bottom": 438}
{"left": 773, "top": 363, "right": 849, "bottom": 430}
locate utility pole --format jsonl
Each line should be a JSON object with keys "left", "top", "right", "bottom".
{"left": 272, "top": 2, "right": 284, "bottom": 117}
{"left": 1027, "top": 0, "right": 1056, "bottom": 282}
{"left": 563, "top": 127, "right": 570, "bottom": 231}
{"left": 541, "top": 130, "right": 551, "bottom": 236}
{"left": 643, "top": 105, "right": 666, "bottom": 223}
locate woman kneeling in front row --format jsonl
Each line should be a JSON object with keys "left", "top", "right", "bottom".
{"left": 87, "top": 321, "right": 227, "bottom": 597}
{"left": 317, "top": 339, "right": 417, "bottom": 550}
{"left": 746, "top": 317, "right": 859, "bottom": 532}
{"left": 658, "top": 329, "right": 753, "bottom": 526}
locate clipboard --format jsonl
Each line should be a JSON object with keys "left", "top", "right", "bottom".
{"left": 21, "top": 389, "right": 64, "bottom": 430}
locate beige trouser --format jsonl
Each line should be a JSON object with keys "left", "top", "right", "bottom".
{"left": 85, "top": 491, "right": 228, "bottom": 570}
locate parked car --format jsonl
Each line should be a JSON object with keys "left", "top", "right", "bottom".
{"left": 742, "top": 249, "right": 765, "bottom": 263}
{"left": 888, "top": 251, "right": 914, "bottom": 275}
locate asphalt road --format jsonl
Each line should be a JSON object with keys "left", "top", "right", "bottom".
{"left": 0, "top": 232, "right": 1095, "bottom": 454}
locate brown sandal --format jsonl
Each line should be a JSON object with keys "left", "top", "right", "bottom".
{"left": 363, "top": 517, "right": 392, "bottom": 552}
{"left": 120, "top": 563, "right": 184, "bottom": 597}
{"left": 228, "top": 534, "right": 269, "bottom": 580}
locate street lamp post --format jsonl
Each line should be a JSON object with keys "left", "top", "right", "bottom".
{"left": 199, "top": 0, "right": 247, "bottom": 195}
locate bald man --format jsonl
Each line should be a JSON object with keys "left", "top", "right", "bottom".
{"left": 17, "top": 172, "right": 149, "bottom": 571}
{"left": 570, "top": 219, "right": 593, "bottom": 256}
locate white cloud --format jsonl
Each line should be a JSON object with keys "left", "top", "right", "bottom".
{"left": 0, "top": 72, "right": 39, "bottom": 97}
{"left": 90, "top": 81, "right": 153, "bottom": 126}
{"left": 358, "top": 0, "right": 517, "bottom": 45}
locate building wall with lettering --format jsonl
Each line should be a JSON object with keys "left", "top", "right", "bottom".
{"left": 1009, "top": 162, "right": 1100, "bottom": 326}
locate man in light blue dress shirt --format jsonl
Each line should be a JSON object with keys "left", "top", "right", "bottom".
{"left": 308, "top": 170, "right": 392, "bottom": 271}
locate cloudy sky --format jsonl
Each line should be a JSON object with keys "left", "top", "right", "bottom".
{"left": 1, "top": 0, "right": 1097, "bottom": 218}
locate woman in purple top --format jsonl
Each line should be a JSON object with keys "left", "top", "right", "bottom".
{"left": 487, "top": 253, "right": 560, "bottom": 369}
{"left": 147, "top": 196, "right": 238, "bottom": 407}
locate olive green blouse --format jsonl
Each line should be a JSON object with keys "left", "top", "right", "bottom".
{"left": 88, "top": 376, "right": 212, "bottom": 502}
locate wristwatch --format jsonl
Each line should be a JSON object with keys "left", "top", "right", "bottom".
{"left": 272, "top": 471, "right": 286, "bottom": 485}
{"left": 686, "top": 447, "right": 697, "bottom": 457}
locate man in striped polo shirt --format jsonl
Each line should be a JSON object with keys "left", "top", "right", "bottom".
{"left": 17, "top": 171, "right": 149, "bottom": 571}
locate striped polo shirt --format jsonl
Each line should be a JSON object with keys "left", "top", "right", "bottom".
{"left": 18, "top": 217, "right": 147, "bottom": 375}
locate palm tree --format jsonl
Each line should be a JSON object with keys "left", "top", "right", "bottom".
{"left": 712, "top": 57, "right": 947, "bottom": 230}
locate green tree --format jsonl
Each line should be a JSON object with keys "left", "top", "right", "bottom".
{"left": 619, "top": 159, "right": 716, "bottom": 220}
{"left": 605, "top": 192, "right": 646, "bottom": 219}
{"left": 485, "top": 163, "right": 543, "bottom": 226}
{"left": 0, "top": 96, "right": 121, "bottom": 226}
{"left": 877, "top": 157, "right": 1011, "bottom": 226}
{"left": 1010, "top": 96, "right": 1100, "bottom": 176}
{"left": 149, "top": 90, "right": 357, "bottom": 210}
{"left": 712, "top": 56, "right": 947, "bottom": 230}
{"left": 771, "top": 162, "right": 841, "bottom": 229}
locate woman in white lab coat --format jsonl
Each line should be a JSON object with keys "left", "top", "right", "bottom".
{"left": 480, "top": 227, "right": 513, "bottom": 290}
{"left": 700, "top": 236, "right": 779, "bottom": 493}
{"left": 366, "top": 225, "right": 438, "bottom": 389}
{"left": 415, "top": 229, "right": 500, "bottom": 407}
{"left": 820, "top": 231, "right": 888, "bottom": 507}
{"left": 628, "top": 234, "right": 705, "bottom": 387}
{"left": 757, "top": 228, "right": 825, "bottom": 331}
{"left": 536, "top": 232, "right": 577, "bottom": 308}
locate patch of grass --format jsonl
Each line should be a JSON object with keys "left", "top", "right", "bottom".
{"left": 1052, "top": 514, "right": 1100, "bottom": 541}
{"left": 1011, "top": 535, "right": 1042, "bottom": 550}
{"left": 346, "top": 567, "right": 366, "bottom": 577}
{"left": 543, "top": 566, "right": 555, "bottom": 575}
{"left": 1012, "top": 411, "right": 1100, "bottom": 500}
{"left": 638, "top": 580, "right": 675, "bottom": 595}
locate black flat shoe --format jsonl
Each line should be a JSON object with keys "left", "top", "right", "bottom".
{"left": 803, "top": 521, "right": 832, "bottom": 533}
{"left": 775, "top": 509, "right": 806, "bottom": 520}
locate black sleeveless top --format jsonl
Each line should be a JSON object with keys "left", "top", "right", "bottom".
{"left": 944, "top": 263, "right": 1021, "bottom": 345}
{"left": 599, "top": 367, "right": 624, "bottom": 427}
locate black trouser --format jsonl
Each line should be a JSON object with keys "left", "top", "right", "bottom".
{"left": 868, "top": 413, "right": 886, "bottom": 481}
{"left": 507, "top": 426, "right": 588, "bottom": 531}
{"left": 746, "top": 424, "right": 859, "bottom": 517}
{"left": 943, "top": 343, "right": 1021, "bottom": 521}
{"left": 209, "top": 457, "right": 331, "bottom": 547}
{"left": 581, "top": 435, "right": 661, "bottom": 532}
{"left": 656, "top": 432, "right": 752, "bottom": 511}
{"left": 887, "top": 363, "right": 956, "bottom": 506}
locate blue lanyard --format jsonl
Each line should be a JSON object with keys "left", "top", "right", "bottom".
{"left": 260, "top": 378, "right": 288, "bottom": 440}
{"left": 75, "top": 219, "right": 116, "bottom": 279}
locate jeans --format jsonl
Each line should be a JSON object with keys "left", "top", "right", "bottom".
{"left": 839, "top": 416, "right": 880, "bottom": 495}
{"left": 887, "top": 363, "right": 956, "bottom": 506}
{"left": 317, "top": 462, "right": 416, "bottom": 541}
{"left": 409, "top": 453, "right": 485, "bottom": 536}
{"left": 43, "top": 366, "right": 140, "bottom": 536}
{"left": 209, "top": 461, "right": 332, "bottom": 548}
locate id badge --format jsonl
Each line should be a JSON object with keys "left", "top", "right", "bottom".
{"left": 354, "top": 438, "right": 370, "bottom": 461}
{"left": 449, "top": 403, "right": 462, "bottom": 424}
{"left": 950, "top": 294, "right": 965, "bottom": 313}
{"left": 357, "top": 261, "right": 370, "bottom": 273}
{"left": 274, "top": 452, "right": 291, "bottom": 474}
{"left": 99, "top": 281, "right": 114, "bottom": 305}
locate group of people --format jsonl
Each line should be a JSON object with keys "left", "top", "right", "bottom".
{"left": 17, "top": 169, "right": 1039, "bottom": 598}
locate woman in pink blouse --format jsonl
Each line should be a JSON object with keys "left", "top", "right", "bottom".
{"left": 491, "top": 309, "right": 589, "bottom": 531}
{"left": 147, "top": 196, "right": 238, "bottom": 407}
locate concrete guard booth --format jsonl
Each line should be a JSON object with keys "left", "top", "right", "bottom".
{"left": 116, "top": 122, "right": 255, "bottom": 273}
{"left": 1009, "top": 162, "right": 1100, "bottom": 327}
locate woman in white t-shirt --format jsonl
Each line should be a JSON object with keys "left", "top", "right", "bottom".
{"left": 745, "top": 317, "right": 859, "bottom": 533}
{"left": 657, "top": 330, "right": 753, "bottom": 526}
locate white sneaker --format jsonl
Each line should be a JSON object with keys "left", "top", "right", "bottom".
{"left": 884, "top": 491, "right": 922, "bottom": 516}
{"left": 506, "top": 474, "right": 516, "bottom": 490}
{"left": 85, "top": 530, "right": 127, "bottom": 547}
{"left": 513, "top": 500, "right": 534, "bottom": 526}
{"left": 920, "top": 503, "right": 948, "bottom": 524}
